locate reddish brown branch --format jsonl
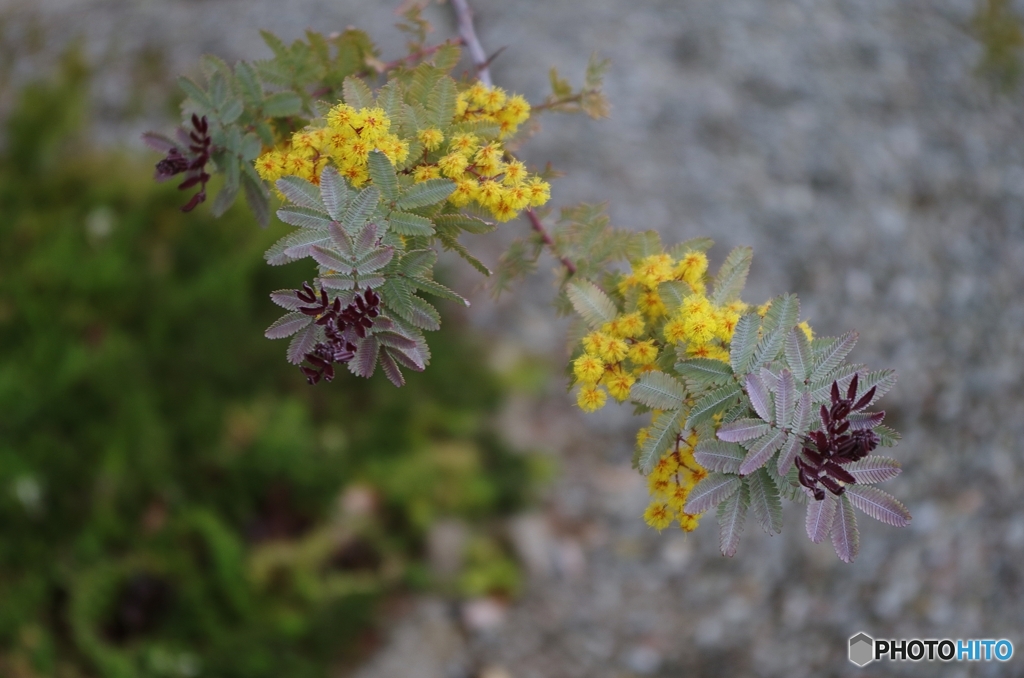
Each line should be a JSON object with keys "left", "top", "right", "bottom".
{"left": 526, "top": 208, "right": 576, "bottom": 276}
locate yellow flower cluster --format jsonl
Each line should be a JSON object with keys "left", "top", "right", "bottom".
{"left": 572, "top": 250, "right": 746, "bottom": 414}
{"left": 569, "top": 245, "right": 823, "bottom": 536}
{"left": 432, "top": 132, "right": 550, "bottom": 222}
{"left": 254, "top": 85, "right": 550, "bottom": 223}
{"left": 624, "top": 251, "right": 746, "bottom": 363}
{"left": 639, "top": 429, "right": 706, "bottom": 532}
{"left": 254, "top": 105, "right": 409, "bottom": 187}
{"left": 455, "top": 82, "right": 532, "bottom": 139}
{"left": 573, "top": 309, "right": 652, "bottom": 412}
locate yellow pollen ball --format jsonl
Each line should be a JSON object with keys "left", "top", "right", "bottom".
{"left": 606, "top": 369, "right": 636, "bottom": 401}
{"left": 438, "top": 152, "right": 469, "bottom": 178}
{"left": 629, "top": 340, "right": 659, "bottom": 366}
{"left": 643, "top": 503, "right": 673, "bottom": 531}
{"left": 417, "top": 128, "right": 444, "bottom": 151}
{"left": 598, "top": 337, "right": 629, "bottom": 363}
{"left": 678, "top": 513, "right": 700, "bottom": 532}
{"left": 526, "top": 178, "right": 550, "bottom": 207}
{"left": 412, "top": 165, "right": 441, "bottom": 182}
{"left": 573, "top": 353, "right": 605, "bottom": 384}
{"left": 676, "top": 251, "right": 709, "bottom": 286}
{"left": 638, "top": 290, "right": 667, "bottom": 318}
{"left": 577, "top": 385, "right": 608, "bottom": 413}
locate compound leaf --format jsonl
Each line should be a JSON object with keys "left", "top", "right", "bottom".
{"left": 711, "top": 245, "right": 752, "bottom": 306}
{"left": 685, "top": 473, "right": 742, "bottom": 514}
{"left": 694, "top": 439, "right": 746, "bottom": 473}
{"left": 805, "top": 493, "right": 837, "bottom": 544}
{"left": 747, "top": 468, "right": 783, "bottom": 535}
{"left": 831, "top": 494, "right": 860, "bottom": 563}
{"left": 566, "top": 279, "right": 619, "bottom": 328}
{"left": 717, "top": 483, "right": 749, "bottom": 557}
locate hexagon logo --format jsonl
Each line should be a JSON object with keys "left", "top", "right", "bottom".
{"left": 849, "top": 632, "right": 874, "bottom": 667}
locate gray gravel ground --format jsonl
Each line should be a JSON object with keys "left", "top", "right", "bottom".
{"left": 5, "top": 0, "right": 1024, "bottom": 675}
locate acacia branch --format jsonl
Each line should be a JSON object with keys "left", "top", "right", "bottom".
{"left": 450, "top": 0, "right": 578, "bottom": 277}
{"left": 527, "top": 208, "right": 576, "bottom": 276}
{"left": 450, "top": 0, "right": 493, "bottom": 86}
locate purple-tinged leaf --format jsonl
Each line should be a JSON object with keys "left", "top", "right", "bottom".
{"left": 348, "top": 335, "right": 379, "bottom": 378}
{"left": 370, "top": 316, "right": 394, "bottom": 332}
{"left": 748, "top": 468, "right": 783, "bottom": 535}
{"left": 389, "top": 345, "right": 427, "bottom": 372}
{"left": 845, "top": 485, "right": 911, "bottom": 527}
{"left": 286, "top": 323, "right": 319, "bottom": 364}
{"left": 717, "top": 483, "right": 748, "bottom": 557}
{"left": 830, "top": 494, "right": 860, "bottom": 563}
{"left": 684, "top": 473, "right": 743, "bottom": 514}
{"left": 805, "top": 492, "right": 837, "bottom": 544}
{"left": 355, "top": 248, "right": 394, "bottom": 275}
{"left": 848, "top": 411, "right": 885, "bottom": 431}
{"left": 265, "top": 312, "right": 312, "bottom": 339}
{"left": 142, "top": 131, "right": 178, "bottom": 153}
{"left": 270, "top": 290, "right": 305, "bottom": 310}
{"left": 811, "top": 331, "right": 858, "bottom": 383}
{"left": 739, "top": 429, "right": 786, "bottom": 475}
{"left": 376, "top": 331, "right": 417, "bottom": 351}
{"left": 775, "top": 369, "right": 796, "bottom": 427}
{"left": 846, "top": 456, "right": 902, "bottom": 484}
{"left": 776, "top": 433, "right": 801, "bottom": 476}
{"left": 694, "top": 440, "right": 746, "bottom": 473}
{"left": 790, "top": 391, "right": 811, "bottom": 433}
{"left": 320, "top": 274, "right": 355, "bottom": 290}
{"left": 329, "top": 222, "right": 354, "bottom": 258}
{"left": 310, "top": 246, "right": 354, "bottom": 272}
{"left": 717, "top": 418, "right": 771, "bottom": 443}
{"left": 745, "top": 372, "right": 773, "bottom": 422}
{"left": 378, "top": 348, "right": 405, "bottom": 387}
{"left": 759, "top": 367, "right": 781, "bottom": 393}
{"left": 354, "top": 222, "right": 379, "bottom": 255}
{"left": 785, "top": 327, "right": 812, "bottom": 381}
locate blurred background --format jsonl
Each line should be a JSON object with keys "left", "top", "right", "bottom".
{"left": 1, "top": 0, "right": 1023, "bottom": 677}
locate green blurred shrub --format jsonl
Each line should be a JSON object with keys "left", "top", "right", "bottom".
{"left": 0, "top": 58, "right": 535, "bottom": 678}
